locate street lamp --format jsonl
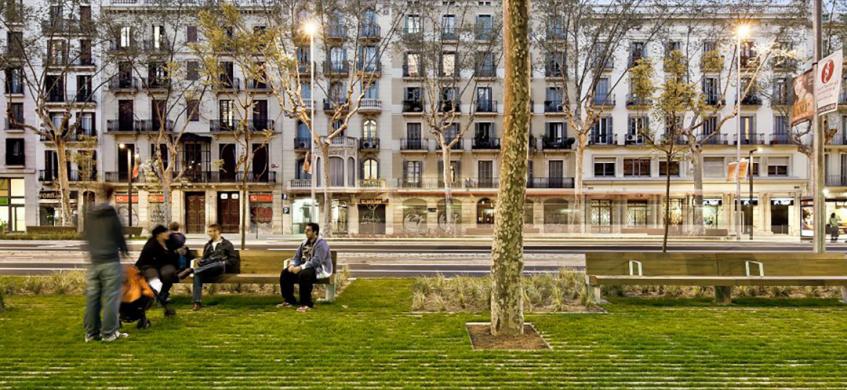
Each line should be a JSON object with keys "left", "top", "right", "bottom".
{"left": 735, "top": 24, "right": 751, "bottom": 241}
{"left": 119, "top": 143, "right": 135, "bottom": 228}
{"left": 747, "top": 147, "right": 762, "bottom": 240}
{"left": 303, "top": 20, "right": 319, "bottom": 228}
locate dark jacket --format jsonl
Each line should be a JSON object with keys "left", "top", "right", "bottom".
{"left": 166, "top": 232, "right": 186, "bottom": 252}
{"left": 84, "top": 204, "right": 128, "bottom": 263}
{"left": 202, "top": 237, "right": 239, "bottom": 273}
{"left": 135, "top": 237, "right": 177, "bottom": 271}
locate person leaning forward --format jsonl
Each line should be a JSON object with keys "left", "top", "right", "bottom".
{"left": 278, "top": 222, "right": 333, "bottom": 312}
{"left": 178, "top": 224, "right": 238, "bottom": 311}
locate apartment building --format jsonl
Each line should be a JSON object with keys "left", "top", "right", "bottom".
{"left": 1, "top": 0, "right": 837, "bottom": 237}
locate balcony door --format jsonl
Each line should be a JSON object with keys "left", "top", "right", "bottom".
{"left": 549, "top": 160, "right": 564, "bottom": 188}
{"left": 119, "top": 100, "right": 134, "bottom": 130}
{"left": 252, "top": 144, "right": 268, "bottom": 182}
{"left": 219, "top": 144, "right": 236, "bottom": 181}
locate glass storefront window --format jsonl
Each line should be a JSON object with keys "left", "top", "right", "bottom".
{"left": 292, "top": 198, "right": 318, "bottom": 234}
{"left": 626, "top": 201, "right": 648, "bottom": 226}
{"left": 0, "top": 179, "right": 25, "bottom": 232}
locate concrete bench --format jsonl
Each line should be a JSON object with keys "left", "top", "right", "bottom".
{"left": 184, "top": 249, "right": 338, "bottom": 302}
{"left": 585, "top": 252, "right": 847, "bottom": 304}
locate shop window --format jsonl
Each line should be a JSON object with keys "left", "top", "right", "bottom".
{"left": 626, "top": 201, "right": 648, "bottom": 226}
{"left": 477, "top": 198, "right": 495, "bottom": 224}
{"left": 544, "top": 198, "right": 570, "bottom": 225}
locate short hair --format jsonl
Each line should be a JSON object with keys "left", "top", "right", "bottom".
{"left": 207, "top": 223, "right": 221, "bottom": 232}
{"left": 102, "top": 184, "right": 115, "bottom": 200}
{"left": 151, "top": 224, "right": 168, "bottom": 237}
{"left": 168, "top": 221, "right": 180, "bottom": 231}
{"left": 305, "top": 222, "right": 320, "bottom": 235}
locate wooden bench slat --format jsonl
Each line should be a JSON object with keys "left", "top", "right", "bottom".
{"left": 590, "top": 275, "right": 847, "bottom": 287}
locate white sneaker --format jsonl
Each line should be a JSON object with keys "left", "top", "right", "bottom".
{"left": 84, "top": 334, "right": 100, "bottom": 343}
{"left": 101, "top": 332, "right": 129, "bottom": 342}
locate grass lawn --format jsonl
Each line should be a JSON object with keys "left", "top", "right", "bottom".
{"left": 1, "top": 279, "right": 846, "bottom": 388}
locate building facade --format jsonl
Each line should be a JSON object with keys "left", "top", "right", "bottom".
{"left": 1, "top": 0, "right": 838, "bottom": 237}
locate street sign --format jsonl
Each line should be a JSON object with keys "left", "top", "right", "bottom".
{"left": 814, "top": 49, "right": 843, "bottom": 115}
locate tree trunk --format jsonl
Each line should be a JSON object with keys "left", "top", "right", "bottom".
{"left": 55, "top": 140, "right": 74, "bottom": 227}
{"left": 441, "top": 147, "right": 454, "bottom": 233}
{"left": 321, "top": 143, "right": 333, "bottom": 238}
{"left": 240, "top": 179, "right": 247, "bottom": 250}
{"left": 690, "top": 148, "right": 706, "bottom": 236}
{"left": 161, "top": 167, "right": 173, "bottom": 224}
{"left": 663, "top": 154, "right": 672, "bottom": 253}
{"left": 490, "top": 0, "right": 529, "bottom": 337}
{"left": 573, "top": 135, "right": 587, "bottom": 232}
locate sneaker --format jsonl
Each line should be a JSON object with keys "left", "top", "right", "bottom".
{"left": 101, "top": 332, "right": 129, "bottom": 342}
{"left": 84, "top": 334, "right": 101, "bottom": 343}
{"left": 177, "top": 268, "right": 195, "bottom": 280}
{"left": 192, "top": 303, "right": 202, "bottom": 311}
{"left": 296, "top": 305, "right": 312, "bottom": 313}
{"left": 163, "top": 305, "right": 176, "bottom": 317}
{"left": 275, "top": 302, "right": 295, "bottom": 308}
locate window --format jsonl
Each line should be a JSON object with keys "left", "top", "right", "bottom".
{"left": 626, "top": 201, "right": 648, "bottom": 226}
{"left": 359, "top": 46, "right": 379, "bottom": 71}
{"left": 7, "top": 103, "right": 24, "bottom": 129}
{"left": 703, "top": 116, "right": 717, "bottom": 135}
{"left": 627, "top": 116, "right": 648, "bottom": 143}
{"left": 703, "top": 40, "right": 716, "bottom": 53}
{"left": 329, "top": 157, "right": 344, "bottom": 187}
{"left": 120, "top": 26, "right": 132, "bottom": 48}
{"left": 441, "top": 52, "right": 456, "bottom": 76}
{"left": 546, "top": 122, "right": 565, "bottom": 139}
{"left": 5, "top": 139, "right": 25, "bottom": 166}
{"left": 5, "top": 67, "right": 22, "bottom": 94}
{"left": 406, "top": 123, "right": 421, "bottom": 139}
{"left": 623, "top": 158, "right": 651, "bottom": 177}
{"left": 0, "top": 178, "right": 26, "bottom": 232}
{"left": 153, "top": 25, "right": 165, "bottom": 49}
{"left": 546, "top": 51, "right": 565, "bottom": 76}
{"left": 594, "top": 158, "right": 616, "bottom": 177}
{"left": 405, "top": 87, "right": 422, "bottom": 102}
{"left": 363, "top": 82, "right": 379, "bottom": 100}
{"left": 704, "top": 157, "right": 725, "bottom": 178}
{"left": 363, "top": 119, "right": 377, "bottom": 139}
{"left": 187, "top": 99, "right": 200, "bottom": 121}
{"left": 151, "top": 144, "right": 169, "bottom": 168}
{"left": 438, "top": 161, "right": 461, "bottom": 184}
{"left": 665, "top": 41, "right": 681, "bottom": 56}
{"left": 659, "top": 160, "right": 680, "bottom": 176}
{"left": 442, "top": 14, "right": 456, "bottom": 36}
{"left": 774, "top": 115, "right": 788, "bottom": 134}
{"left": 219, "top": 99, "right": 233, "bottom": 125}
{"left": 187, "top": 26, "right": 197, "bottom": 43}
{"left": 478, "top": 160, "right": 494, "bottom": 183}
{"left": 405, "top": 53, "right": 420, "bottom": 76}
{"left": 362, "top": 159, "right": 379, "bottom": 180}
{"left": 475, "top": 122, "right": 494, "bottom": 138}
{"left": 403, "top": 161, "right": 422, "bottom": 185}
{"left": 595, "top": 78, "right": 610, "bottom": 102}
{"left": 405, "top": 15, "right": 421, "bottom": 34}
{"left": 476, "top": 15, "right": 493, "bottom": 39}
{"left": 186, "top": 61, "right": 199, "bottom": 81}
{"left": 76, "top": 75, "right": 92, "bottom": 102}
{"left": 78, "top": 113, "right": 95, "bottom": 135}
{"left": 630, "top": 41, "right": 645, "bottom": 64}
{"left": 330, "top": 47, "right": 346, "bottom": 70}
{"left": 768, "top": 157, "right": 789, "bottom": 176}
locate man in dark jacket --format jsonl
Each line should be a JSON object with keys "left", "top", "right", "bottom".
{"left": 178, "top": 223, "right": 238, "bottom": 310}
{"left": 84, "top": 184, "right": 129, "bottom": 342}
{"left": 136, "top": 224, "right": 178, "bottom": 316}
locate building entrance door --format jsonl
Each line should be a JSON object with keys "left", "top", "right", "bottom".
{"left": 217, "top": 191, "right": 240, "bottom": 233}
{"left": 185, "top": 192, "right": 206, "bottom": 233}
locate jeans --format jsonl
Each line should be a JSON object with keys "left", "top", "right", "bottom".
{"left": 142, "top": 265, "right": 178, "bottom": 305}
{"left": 280, "top": 267, "right": 317, "bottom": 307}
{"left": 193, "top": 261, "right": 225, "bottom": 304}
{"left": 84, "top": 261, "right": 124, "bottom": 338}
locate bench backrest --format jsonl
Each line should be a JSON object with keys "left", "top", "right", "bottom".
{"left": 236, "top": 249, "right": 338, "bottom": 275}
{"left": 585, "top": 252, "right": 847, "bottom": 277}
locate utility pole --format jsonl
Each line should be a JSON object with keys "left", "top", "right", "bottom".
{"left": 813, "top": 0, "right": 826, "bottom": 253}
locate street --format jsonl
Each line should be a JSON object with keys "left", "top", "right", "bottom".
{"left": 0, "top": 238, "right": 842, "bottom": 277}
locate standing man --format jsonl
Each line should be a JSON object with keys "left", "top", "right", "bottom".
{"left": 278, "top": 223, "right": 332, "bottom": 312}
{"left": 83, "top": 184, "right": 129, "bottom": 342}
{"left": 178, "top": 224, "right": 238, "bottom": 311}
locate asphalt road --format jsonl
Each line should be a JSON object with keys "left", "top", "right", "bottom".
{"left": 0, "top": 239, "right": 841, "bottom": 277}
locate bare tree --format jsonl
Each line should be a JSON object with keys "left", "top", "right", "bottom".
{"left": 194, "top": 3, "right": 274, "bottom": 249}
{"left": 490, "top": 0, "right": 530, "bottom": 337}
{"left": 393, "top": 0, "right": 502, "bottom": 234}
{"left": 532, "top": 0, "right": 675, "bottom": 231}
{"left": 100, "top": 0, "right": 210, "bottom": 225}
{"left": 0, "top": 0, "right": 109, "bottom": 226}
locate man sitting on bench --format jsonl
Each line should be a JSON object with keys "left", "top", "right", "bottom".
{"left": 178, "top": 224, "right": 238, "bottom": 311}
{"left": 278, "top": 223, "right": 332, "bottom": 312}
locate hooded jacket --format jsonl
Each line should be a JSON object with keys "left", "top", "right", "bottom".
{"left": 84, "top": 203, "right": 128, "bottom": 263}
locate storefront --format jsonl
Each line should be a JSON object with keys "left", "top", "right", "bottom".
{"left": 291, "top": 197, "right": 318, "bottom": 234}
{"left": 703, "top": 198, "right": 723, "bottom": 228}
{"left": 249, "top": 193, "right": 274, "bottom": 234}
{"left": 402, "top": 198, "right": 428, "bottom": 233}
{"left": 803, "top": 198, "right": 847, "bottom": 239}
{"left": 625, "top": 200, "right": 648, "bottom": 227}
{"left": 148, "top": 193, "right": 167, "bottom": 226}
{"left": 115, "top": 192, "right": 139, "bottom": 227}
{"left": 769, "top": 198, "right": 792, "bottom": 234}
{"left": 0, "top": 178, "right": 26, "bottom": 232}
{"left": 358, "top": 198, "right": 387, "bottom": 235}
{"left": 217, "top": 191, "right": 240, "bottom": 233}
{"left": 737, "top": 198, "right": 758, "bottom": 234}
{"left": 590, "top": 199, "right": 612, "bottom": 233}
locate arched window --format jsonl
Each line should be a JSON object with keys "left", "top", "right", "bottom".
{"left": 363, "top": 119, "right": 377, "bottom": 139}
{"left": 347, "top": 157, "right": 356, "bottom": 187}
{"left": 477, "top": 198, "right": 495, "bottom": 225}
{"left": 329, "top": 157, "right": 344, "bottom": 186}
{"left": 362, "top": 158, "right": 379, "bottom": 180}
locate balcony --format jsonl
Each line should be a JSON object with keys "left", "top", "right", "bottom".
{"left": 5, "top": 118, "right": 24, "bottom": 131}
{"left": 441, "top": 29, "right": 459, "bottom": 41}
{"left": 46, "top": 92, "right": 66, "bottom": 103}
{"left": 544, "top": 100, "right": 564, "bottom": 113}
{"left": 175, "top": 170, "right": 277, "bottom": 184}
{"left": 249, "top": 120, "right": 275, "bottom": 132}
{"left": 474, "top": 26, "right": 495, "bottom": 41}
{"left": 700, "top": 133, "right": 729, "bottom": 145}
{"left": 39, "top": 170, "right": 95, "bottom": 182}
{"left": 108, "top": 77, "right": 138, "bottom": 93}
{"left": 358, "top": 178, "right": 385, "bottom": 189}
{"left": 735, "top": 133, "right": 765, "bottom": 145}
{"left": 626, "top": 94, "right": 652, "bottom": 108}
{"left": 40, "top": 128, "right": 97, "bottom": 141}
{"left": 546, "top": 26, "right": 566, "bottom": 41}
{"left": 142, "top": 39, "right": 170, "bottom": 53}
{"left": 5, "top": 81, "right": 24, "bottom": 95}
{"left": 402, "top": 64, "right": 423, "bottom": 78}
{"left": 359, "top": 24, "right": 381, "bottom": 40}
{"left": 545, "top": 63, "right": 564, "bottom": 78}
{"left": 210, "top": 120, "right": 236, "bottom": 132}
{"left": 826, "top": 175, "right": 847, "bottom": 187}
{"left": 437, "top": 138, "right": 463, "bottom": 151}
{"left": 237, "top": 172, "right": 277, "bottom": 183}
{"left": 105, "top": 172, "right": 142, "bottom": 183}
{"left": 214, "top": 77, "right": 241, "bottom": 93}
{"left": 771, "top": 94, "right": 792, "bottom": 106}
{"left": 770, "top": 133, "right": 792, "bottom": 145}
{"left": 736, "top": 95, "right": 762, "bottom": 106}
{"left": 474, "top": 66, "right": 497, "bottom": 78}
{"left": 589, "top": 133, "right": 616, "bottom": 145}
{"left": 326, "top": 24, "right": 347, "bottom": 41}
{"left": 323, "top": 61, "right": 350, "bottom": 77}
{"left": 73, "top": 92, "right": 95, "bottom": 103}
{"left": 541, "top": 137, "right": 574, "bottom": 150}
{"left": 323, "top": 98, "right": 349, "bottom": 112}
{"left": 356, "top": 61, "right": 382, "bottom": 74}
{"left": 465, "top": 177, "right": 498, "bottom": 189}
{"left": 403, "top": 100, "right": 424, "bottom": 113}
{"left": 704, "top": 95, "right": 725, "bottom": 106}
{"left": 472, "top": 137, "right": 500, "bottom": 150}
{"left": 289, "top": 179, "right": 311, "bottom": 188}
{"left": 106, "top": 120, "right": 134, "bottom": 133}
{"left": 474, "top": 100, "right": 497, "bottom": 114}
{"left": 326, "top": 136, "right": 358, "bottom": 148}
{"left": 400, "top": 138, "right": 428, "bottom": 151}
{"left": 527, "top": 177, "right": 575, "bottom": 189}
{"left": 293, "top": 137, "right": 312, "bottom": 150}
{"left": 359, "top": 137, "right": 380, "bottom": 151}
{"left": 246, "top": 79, "right": 270, "bottom": 91}
{"left": 359, "top": 98, "right": 382, "bottom": 112}
{"left": 592, "top": 95, "right": 615, "bottom": 107}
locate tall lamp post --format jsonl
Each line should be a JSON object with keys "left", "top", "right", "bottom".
{"left": 303, "top": 21, "right": 319, "bottom": 228}
{"left": 735, "top": 24, "right": 751, "bottom": 241}
{"left": 118, "top": 143, "right": 136, "bottom": 228}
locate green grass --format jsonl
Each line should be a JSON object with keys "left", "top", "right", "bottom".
{"left": 1, "top": 279, "right": 846, "bottom": 388}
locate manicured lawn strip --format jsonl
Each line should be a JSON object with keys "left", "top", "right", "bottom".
{"left": 0, "top": 279, "right": 846, "bottom": 387}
